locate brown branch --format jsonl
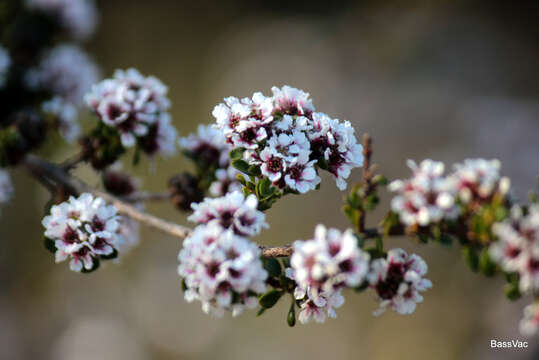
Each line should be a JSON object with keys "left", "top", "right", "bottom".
{"left": 123, "top": 191, "right": 171, "bottom": 203}
{"left": 358, "top": 133, "right": 375, "bottom": 233}
{"left": 23, "top": 154, "right": 192, "bottom": 239}
{"left": 22, "top": 154, "right": 384, "bottom": 258}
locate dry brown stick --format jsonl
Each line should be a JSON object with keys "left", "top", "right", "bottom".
{"left": 123, "top": 191, "right": 171, "bottom": 203}
{"left": 357, "top": 133, "right": 375, "bottom": 233}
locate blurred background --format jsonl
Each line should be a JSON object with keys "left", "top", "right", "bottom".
{"left": 1, "top": 0, "right": 539, "bottom": 359}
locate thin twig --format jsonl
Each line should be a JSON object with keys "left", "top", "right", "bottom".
{"left": 123, "top": 191, "right": 171, "bottom": 203}
{"left": 23, "top": 154, "right": 384, "bottom": 258}
{"left": 61, "top": 152, "right": 86, "bottom": 171}
{"left": 358, "top": 133, "right": 375, "bottom": 233}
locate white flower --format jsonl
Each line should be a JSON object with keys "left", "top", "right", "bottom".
{"left": 25, "top": 0, "right": 98, "bottom": 40}
{"left": 41, "top": 193, "right": 121, "bottom": 272}
{"left": 520, "top": 303, "right": 539, "bottom": 337}
{"left": 490, "top": 205, "right": 539, "bottom": 293}
{"left": 0, "top": 169, "right": 14, "bottom": 209}
{"left": 367, "top": 248, "right": 432, "bottom": 315}
{"left": 212, "top": 86, "right": 363, "bottom": 194}
{"left": 188, "top": 191, "right": 268, "bottom": 237}
{"left": 41, "top": 96, "right": 80, "bottom": 143}
{"left": 179, "top": 124, "right": 230, "bottom": 168}
{"left": 0, "top": 45, "right": 10, "bottom": 88}
{"left": 449, "top": 158, "right": 510, "bottom": 204}
{"left": 296, "top": 288, "right": 345, "bottom": 324}
{"left": 209, "top": 166, "right": 242, "bottom": 197}
{"left": 259, "top": 147, "right": 286, "bottom": 182}
{"left": 26, "top": 44, "right": 99, "bottom": 105}
{"left": 271, "top": 85, "right": 314, "bottom": 116}
{"left": 85, "top": 68, "right": 177, "bottom": 155}
{"left": 177, "top": 223, "right": 267, "bottom": 317}
{"left": 290, "top": 225, "right": 370, "bottom": 303}
{"left": 308, "top": 112, "right": 363, "bottom": 190}
{"left": 389, "top": 159, "right": 458, "bottom": 227}
{"left": 284, "top": 152, "right": 320, "bottom": 193}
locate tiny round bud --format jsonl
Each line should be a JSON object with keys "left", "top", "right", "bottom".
{"left": 169, "top": 173, "right": 203, "bottom": 211}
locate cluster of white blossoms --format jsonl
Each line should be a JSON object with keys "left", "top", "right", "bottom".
{"left": 178, "top": 192, "right": 269, "bottom": 316}
{"left": 367, "top": 248, "right": 432, "bottom": 315}
{"left": 286, "top": 225, "right": 370, "bottom": 324}
{"left": 212, "top": 86, "right": 363, "bottom": 192}
{"left": 178, "top": 124, "right": 241, "bottom": 196}
{"left": 448, "top": 159, "right": 511, "bottom": 204}
{"left": 178, "top": 224, "right": 267, "bottom": 317}
{"left": 490, "top": 205, "right": 539, "bottom": 293}
{"left": 390, "top": 158, "right": 510, "bottom": 227}
{"left": 42, "top": 193, "right": 121, "bottom": 272}
{"left": 0, "top": 169, "right": 14, "bottom": 212}
{"left": 85, "top": 68, "right": 177, "bottom": 156}
{"left": 188, "top": 191, "right": 268, "bottom": 236}
{"left": 0, "top": 45, "right": 10, "bottom": 88}
{"left": 520, "top": 303, "right": 539, "bottom": 337}
{"left": 389, "top": 160, "right": 457, "bottom": 227}
{"left": 41, "top": 96, "right": 80, "bottom": 143}
{"left": 26, "top": 44, "right": 99, "bottom": 106}
{"left": 25, "top": 0, "right": 98, "bottom": 40}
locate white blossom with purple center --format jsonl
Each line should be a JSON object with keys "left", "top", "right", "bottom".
{"left": 367, "top": 248, "right": 432, "bottom": 315}
{"left": 177, "top": 223, "right": 267, "bottom": 317}
{"left": 449, "top": 158, "right": 511, "bottom": 204}
{"left": 209, "top": 166, "right": 242, "bottom": 197}
{"left": 179, "top": 124, "right": 230, "bottom": 168}
{"left": 520, "top": 303, "right": 539, "bottom": 337}
{"left": 26, "top": 44, "right": 99, "bottom": 106}
{"left": 188, "top": 191, "right": 268, "bottom": 237}
{"left": 389, "top": 159, "right": 458, "bottom": 227}
{"left": 289, "top": 224, "right": 370, "bottom": 305}
{"left": 490, "top": 205, "right": 539, "bottom": 293}
{"left": 212, "top": 86, "right": 363, "bottom": 193}
{"left": 85, "top": 68, "right": 176, "bottom": 156}
{"left": 25, "top": 0, "right": 98, "bottom": 40}
{"left": 41, "top": 193, "right": 120, "bottom": 272}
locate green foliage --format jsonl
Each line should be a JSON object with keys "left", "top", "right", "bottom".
{"left": 263, "top": 258, "right": 282, "bottom": 278}
{"left": 259, "top": 289, "right": 283, "bottom": 309}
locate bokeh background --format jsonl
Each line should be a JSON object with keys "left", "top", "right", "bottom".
{"left": 1, "top": 0, "right": 539, "bottom": 359}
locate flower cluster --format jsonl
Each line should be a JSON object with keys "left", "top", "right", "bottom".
{"left": 188, "top": 191, "right": 268, "bottom": 237}
{"left": 389, "top": 160, "right": 457, "bottom": 227}
{"left": 367, "top": 248, "right": 432, "bottom": 315}
{"left": 0, "top": 169, "right": 14, "bottom": 211}
{"left": 41, "top": 96, "right": 80, "bottom": 143}
{"left": 490, "top": 205, "right": 539, "bottom": 293}
{"left": 177, "top": 223, "right": 267, "bottom": 317}
{"left": 286, "top": 225, "right": 370, "bottom": 323}
{"left": 212, "top": 86, "right": 363, "bottom": 192}
{"left": 0, "top": 45, "right": 10, "bottom": 88}
{"left": 520, "top": 303, "right": 539, "bottom": 337}
{"left": 26, "top": 44, "right": 99, "bottom": 106}
{"left": 42, "top": 193, "right": 121, "bottom": 272}
{"left": 389, "top": 158, "right": 510, "bottom": 228}
{"left": 25, "top": 0, "right": 98, "bottom": 40}
{"left": 85, "top": 68, "right": 177, "bottom": 157}
{"left": 179, "top": 192, "right": 268, "bottom": 316}
{"left": 178, "top": 124, "right": 242, "bottom": 197}
{"left": 448, "top": 158, "right": 511, "bottom": 205}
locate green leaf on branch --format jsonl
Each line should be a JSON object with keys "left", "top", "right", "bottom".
{"left": 256, "top": 308, "right": 266, "bottom": 317}
{"left": 44, "top": 236, "right": 56, "bottom": 254}
{"left": 375, "top": 237, "right": 384, "bottom": 253}
{"left": 229, "top": 147, "right": 245, "bottom": 160}
{"left": 317, "top": 156, "right": 328, "bottom": 170}
{"left": 247, "top": 165, "right": 261, "bottom": 176}
{"left": 478, "top": 248, "right": 496, "bottom": 277}
{"left": 236, "top": 174, "right": 247, "bottom": 186}
{"left": 287, "top": 302, "right": 296, "bottom": 327}
{"left": 504, "top": 282, "right": 521, "bottom": 301}
{"left": 259, "top": 289, "right": 283, "bottom": 309}
{"left": 462, "top": 245, "right": 479, "bottom": 272}
{"left": 264, "top": 258, "right": 282, "bottom": 278}
{"left": 371, "top": 174, "right": 388, "bottom": 186}
{"left": 231, "top": 159, "right": 250, "bottom": 174}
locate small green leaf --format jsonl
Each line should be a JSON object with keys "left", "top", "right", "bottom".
{"left": 229, "top": 147, "right": 245, "bottom": 160}
{"left": 317, "top": 156, "right": 328, "bottom": 170}
{"left": 504, "top": 281, "right": 521, "bottom": 301}
{"left": 462, "top": 246, "right": 479, "bottom": 272}
{"left": 479, "top": 248, "right": 496, "bottom": 277}
{"left": 264, "top": 258, "right": 282, "bottom": 278}
{"left": 259, "top": 289, "right": 283, "bottom": 309}
{"left": 100, "top": 248, "right": 118, "bottom": 260}
{"left": 257, "top": 308, "right": 266, "bottom": 317}
{"left": 287, "top": 302, "right": 296, "bottom": 327}
{"left": 236, "top": 174, "right": 247, "bottom": 186}
{"left": 44, "top": 237, "right": 56, "bottom": 254}
{"left": 247, "top": 165, "right": 261, "bottom": 176}
{"left": 232, "top": 159, "right": 251, "bottom": 174}
{"left": 375, "top": 237, "right": 384, "bottom": 253}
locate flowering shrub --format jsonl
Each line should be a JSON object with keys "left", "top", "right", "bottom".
{"left": 1, "top": 0, "right": 538, "bottom": 339}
